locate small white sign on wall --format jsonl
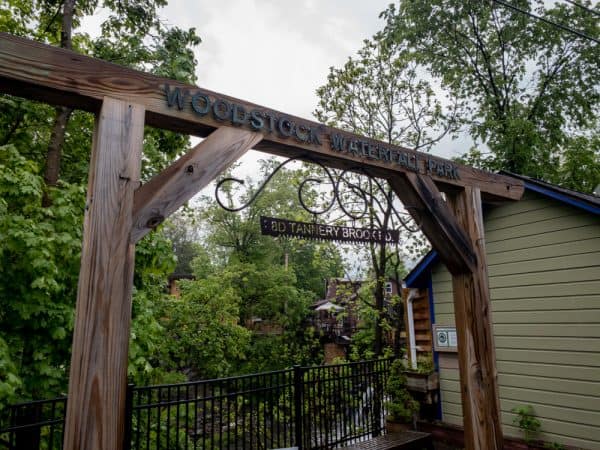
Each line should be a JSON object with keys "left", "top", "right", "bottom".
{"left": 448, "top": 329, "right": 457, "bottom": 347}
{"left": 434, "top": 325, "right": 458, "bottom": 352}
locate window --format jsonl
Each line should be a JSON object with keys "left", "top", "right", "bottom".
{"left": 385, "top": 282, "right": 393, "bottom": 295}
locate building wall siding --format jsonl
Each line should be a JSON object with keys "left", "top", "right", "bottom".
{"left": 431, "top": 191, "right": 600, "bottom": 449}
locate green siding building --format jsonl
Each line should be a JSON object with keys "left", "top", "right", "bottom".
{"left": 405, "top": 174, "right": 600, "bottom": 449}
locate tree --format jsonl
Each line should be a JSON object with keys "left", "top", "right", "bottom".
{"left": 162, "top": 209, "right": 204, "bottom": 275}
{"left": 161, "top": 274, "right": 252, "bottom": 379}
{"left": 556, "top": 135, "right": 599, "bottom": 193}
{"left": 1, "top": 0, "right": 201, "bottom": 197}
{"left": 0, "top": 0, "right": 201, "bottom": 403}
{"left": 315, "top": 33, "right": 457, "bottom": 149}
{"left": 180, "top": 158, "right": 346, "bottom": 372}
{"left": 0, "top": 144, "right": 84, "bottom": 402}
{"left": 0, "top": 142, "right": 182, "bottom": 402}
{"left": 314, "top": 32, "right": 450, "bottom": 356}
{"left": 382, "top": 0, "right": 599, "bottom": 192}
{"left": 200, "top": 158, "right": 346, "bottom": 296}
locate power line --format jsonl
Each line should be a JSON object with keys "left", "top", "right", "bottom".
{"left": 564, "top": 0, "right": 600, "bottom": 18}
{"left": 492, "top": 0, "right": 600, "bottom": 44}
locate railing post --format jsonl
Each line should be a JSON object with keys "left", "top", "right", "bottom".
{"left": 123, "top": 384, "right": 134, "bottom": 450}
{"left": 293, "top": 365, "right": 304, "bottom": 450}
{"left": 14, "top": 402, "right": 42, "bottom": 450}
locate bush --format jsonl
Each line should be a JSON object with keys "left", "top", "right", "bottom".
{"left": 385, "top": 359, "right": 419, "bottom": 423}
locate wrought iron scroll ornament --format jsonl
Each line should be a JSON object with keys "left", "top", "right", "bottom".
{"left": 214, "top": 157, "right": 420, "bottom": 244}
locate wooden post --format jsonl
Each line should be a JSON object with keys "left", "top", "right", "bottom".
{"left": 449, "top": 187, "right": 503, "bottom": 450}
{"left": 389, "top": 174, "right": 503, "bottom": 450}
{"left": 64, "top": 97, "right": 145, "bottom": 450}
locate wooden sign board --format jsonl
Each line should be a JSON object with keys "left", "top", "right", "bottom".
{"left": 0, "top": 33, "right": 523, "bottom": 203}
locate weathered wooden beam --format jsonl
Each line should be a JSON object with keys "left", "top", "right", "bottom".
{"left": 388, "top": 173, "right": 476, "bottom": 274}
{"left": 449, "top": 187, "right": 503, "bottom": 450}
{"left": 132, "top": 127, "right": 263, "bottom": 242}
{"left": 0, "top": 33, "right": 524, "bottom": 201}
{"left": 64, "top": 98, "right": 144, "bottom": 450}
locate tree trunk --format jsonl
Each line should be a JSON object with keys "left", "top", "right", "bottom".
{"left": 43, "top": 106, "right": 72, "bottom": 187}
{"left": 393, "top": 295, "right": 404, "bottom": 358}
{"left": 42, "top": 0, "right": 76, "bottom": 205}
{"left": 373, "top": 279, "right": 384, "bottom": 356}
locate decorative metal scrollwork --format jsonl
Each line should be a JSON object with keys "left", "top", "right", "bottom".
{"left": 215, "top": 157, "right": 420, "bottom": 235}
{"left": 215, "top": 157, "right": 336, "bottom": 216}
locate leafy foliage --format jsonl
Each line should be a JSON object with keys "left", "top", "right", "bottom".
{"left": 385, "top": 359, "right": 419, "bottom": 423}
{"left": 174, "top": 161, "right": 347, "bottom": 375}
{"left": 162, "top": 275, "right": 251, "bottom": 379}
{"left": 511, "top": 405, "right": 542, "bottom": 444}
{"left": 544, "top": 442, "right": 566, "bottom": 450}
{"left": 382, "top": 0, "right": 599, "bottom": 192}
{"left": 0, "top": 145, "right": 85, "bottom": 402}
{"left": 197, "top": 159, "right": 345, "bottom": 296}
{"left": 0, "top": 0, "right": 200, "bottom": 403}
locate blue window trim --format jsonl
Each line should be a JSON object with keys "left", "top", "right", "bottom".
{"left": 524, "top": 182, "right": 600, "bottom": 215}
{"left": 427, "top": 274, "right": 443, "bottom": 420}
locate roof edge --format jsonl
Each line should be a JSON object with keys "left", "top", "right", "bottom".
{"left": 499, "top": 171, "right": 600, "bottom": 215}
{"left": 405, "top": 250, "right": 438, "bottom": 288}
{"left": 522, "top": 181, "right": 600, "bottom": 215}
{"left": 404, "top": 175, "right": 599, "bottom": 284}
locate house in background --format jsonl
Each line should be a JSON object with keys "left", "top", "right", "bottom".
{"left": 167, "top": 273, "right": 195, "bottom": 297}
{"left": 311, "top": 277, "right": 401, "bottom": 362}
{"left": 311, "top": 278, "right": 361, "bottom": 362}
{"left": 404, "top": 173, "right": 600, "bottom": 449}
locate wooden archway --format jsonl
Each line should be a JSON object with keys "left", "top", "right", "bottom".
{"left": 0, "top": 33, "right": 523, "bottom": 450}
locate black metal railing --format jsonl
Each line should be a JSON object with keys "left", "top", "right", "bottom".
{"left": 129, "top": 369, "right": 296, "bottom": 450}
{"left": 0, "top": 358, "right": 392, "bottom": 450}
{"left": 298, "top": 359, "right": 390, "bottom": 449}
{"left": 0, "top": 396, "right": 66, "bottom": 450}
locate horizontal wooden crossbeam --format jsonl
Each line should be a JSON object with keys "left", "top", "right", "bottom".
{"left": 0, "top": 33, "right": 524, "bottom": 202}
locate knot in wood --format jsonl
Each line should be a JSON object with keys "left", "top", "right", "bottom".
{"left": 146, "top": 215, "right": 165, "bottom": 229}
{"left": 186, "top": 165, "right": 194, "bottom": 174}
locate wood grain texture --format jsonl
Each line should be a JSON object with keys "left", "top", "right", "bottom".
{"left": 341, "top": 431, "right": 434, "bottom": 449}
{"left": 64, "top": 98, "right": 144, "bottom": 450}
{"left": 449, "top": 187, "right": 503, "bottom": 450}
{"left": 0, "top": 33, "right": 524, "bottom": 201}
{"left": 402, "top": 288, "right": 433, "bottom": 363}
{"left": 389, "top": 173, "right": 476, "bottom": 275}
{"left": 132, "top": 127, "right": 262, "bottom": 242}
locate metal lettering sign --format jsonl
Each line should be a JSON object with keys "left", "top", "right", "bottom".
{"left": 164, "top": 85, "right": 461, "bottom": 180}
{"left": 165, "top": 85, "right": 323, "bottom": 146}
{"left": 260, "top": 216, "right": 400, "bottom": 245}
